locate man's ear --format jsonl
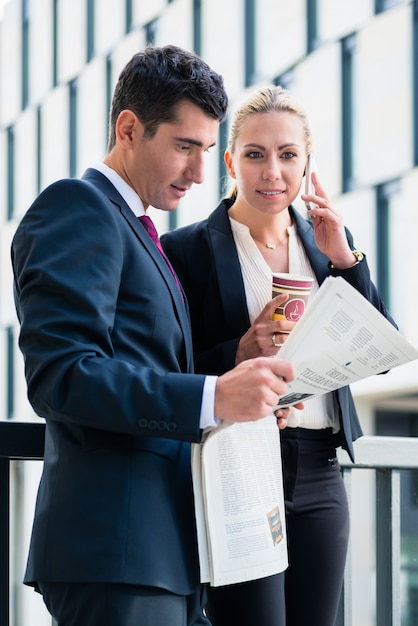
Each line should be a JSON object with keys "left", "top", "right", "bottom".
{"left": 115, "top": 110, "right": 142, "bottom": 148}
{"left": 224, "top": 150, "right": 236, "bottom": 178}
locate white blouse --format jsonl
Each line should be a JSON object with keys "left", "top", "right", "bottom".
{"left": 229, "top": 217, "right": 339, "bottom": 432}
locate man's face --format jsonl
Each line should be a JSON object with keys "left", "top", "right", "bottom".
{"left": 124, "top": 100, "right": 219, "bottom": 211}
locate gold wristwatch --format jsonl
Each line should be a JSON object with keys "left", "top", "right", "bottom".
{"left": 351, "top": 250, "right": 364, "bottom": 265}
{"left": 330, "top": 250, "right": 364, "bottom": 269}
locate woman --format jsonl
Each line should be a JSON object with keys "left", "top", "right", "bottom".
{"left": 161, "top": 86, "right": 395, "bottom": 626}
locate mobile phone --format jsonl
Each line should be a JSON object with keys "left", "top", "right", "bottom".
{"left": 304, "top": 154, "right": 316, "bottom": 211}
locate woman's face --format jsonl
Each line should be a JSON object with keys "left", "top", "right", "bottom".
{"left": 225, "top": 110, "right": 308, "bottom": 216}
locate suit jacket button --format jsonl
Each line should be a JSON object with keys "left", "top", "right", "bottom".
{"left": 157, "top": 421, "right": 167, "bottom": 430}
{"left": 148, "top": 420, "right": 157, "bottom": 430}
{"left": 167, "top": 422, "right": 177, "bottom": 432}
{"left": 138, "top": 418, "right": 148, "bottom": 428}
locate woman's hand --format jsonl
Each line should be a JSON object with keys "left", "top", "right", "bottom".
{"left": 275, "top": 407, "right": 291, "bottom": 429}
{"left": 275, "top": 403, "right": 304, "bottom": 429}
{"left": 235, "top": 294, "right": 296, "bottom": 365}
{"left": 302, "top": 171, "right": 358, "bottom": 269}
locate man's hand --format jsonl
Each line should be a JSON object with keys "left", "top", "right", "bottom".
{"left": 214, "top": 357, "right": 295, "bottom": 423}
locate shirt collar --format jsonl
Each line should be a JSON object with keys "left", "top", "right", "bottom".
{"left": 93, "top": 162, "right": 146, "bottom": 217}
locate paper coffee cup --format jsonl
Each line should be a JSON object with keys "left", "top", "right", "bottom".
{"left": 272, "top": 273, "right": 313, "bottom": 321}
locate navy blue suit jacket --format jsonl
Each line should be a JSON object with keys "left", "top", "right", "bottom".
{"left": 162, "top": 198, "right": 396, "bottom": 462}
{"left": 11, "top": 168, "right": 206, "bottom": 593}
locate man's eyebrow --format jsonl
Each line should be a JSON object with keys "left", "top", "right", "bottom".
{"left": 174, "top": 136, "right": 217, "bottom": 149}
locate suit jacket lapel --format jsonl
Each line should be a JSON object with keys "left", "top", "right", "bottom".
{"left": 81, "top": 169, "right": 193, "bottom": 364}
{"left": 207, "top": 201, "right": 251, "bottom": 338}
{"left": 207, "top": 201, "right": 332, "bottom": 335}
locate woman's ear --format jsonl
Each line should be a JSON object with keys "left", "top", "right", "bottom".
{"left": 224, "top": 151, "right": 236, "bottom": 178}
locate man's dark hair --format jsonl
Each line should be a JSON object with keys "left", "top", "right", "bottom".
{"left": 107, "top": 44, "right": 228, "bottom": 150}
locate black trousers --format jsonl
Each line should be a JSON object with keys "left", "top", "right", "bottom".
{"left": 205, "top": 427, "right": 349, "bottom": 626}
{"left": 38, "top": 581, "right": 210, "bottom": 626}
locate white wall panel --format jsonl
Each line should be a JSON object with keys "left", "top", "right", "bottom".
{"left": 14, "top": 106, "right": 38, "bottom": 218}
{"left": 353, "top": 6, "right": 413, "bottom": 186}
{"left": 57, "top": 0, "right": 86, "bottom": 84}
{"left": 389, "top": 170, "right": 418, "bottom": 343}
{"left": 132, "top": 0, "right": 165, "bottom": 28}
{"left": 157, "top": 0, "right": 193, "bottom": 50}
{"left": 0, "top": 0, "right": 21, "bottom": 125}
{"left": 333, "top": 188, "right": 377, "bottom": 277}
{"left": 202, "top": 0, "right": 244, "bottom": 97}
{"left": 110, "top": 29, "right": 147, "bottom": 92}
{"left": 0, "top": 129, "right": 6, "bottom": 220}
{"left": 95, "top": 0, "right": 126, "bottom": 55}
{"left": 76, "top": 55, "right": 108, "bottom": 175}
{"left": 257, "top": 0, "right": 306, "bottom": 81}
{"left": 0, "top": 331, "right": 4, "bottom": 415}
{"left": 0, "top": 220, "right": 17, "bottom": 323}
{"left": 318, "top": 0, "right": 373, "bottom": 43}
{"left": 292, "top": 43, "right": 342, "bottom": 199}
{"left": 29, "top": 0, "right": 53, "bottom": 104}
{"left": 40, "top": 84, "right": 69, "bottom": 188}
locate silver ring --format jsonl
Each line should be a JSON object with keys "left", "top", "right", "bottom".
{"left": 272, "top": 333, "right": 284, "bottom": 348}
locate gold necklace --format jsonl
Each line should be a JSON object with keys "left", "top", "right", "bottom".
{"left": 251, "top": 224, "right": 291, "bottom": 250}
{"left": 252, "top": 237, "right": 285, "bottom": 250}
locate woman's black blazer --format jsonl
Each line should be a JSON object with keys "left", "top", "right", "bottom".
{"left": 162, "top": 198, "right": 396, "bottom": 462}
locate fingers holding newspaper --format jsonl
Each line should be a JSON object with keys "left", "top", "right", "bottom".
{"left": 214, "top": 356, "right": 295, "bottom": 423}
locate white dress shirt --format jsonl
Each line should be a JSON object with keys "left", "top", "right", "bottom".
{"left": 230, "top": 216, "right": 339, "bottom": 432}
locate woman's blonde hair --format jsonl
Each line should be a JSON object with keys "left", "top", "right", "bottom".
{"left": 226, "top": 85, "right": 313, "bottom": 199}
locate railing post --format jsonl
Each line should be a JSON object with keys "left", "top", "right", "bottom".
{"left": 336, "top": 467, "right": 353, "bottom": 626}
{"left": 0, "top": 457, "right": 10, "bottom": 626}
{"left": 376, "top": 468, "right": 401, "bottom": 626}
{"left": 0, "top": 422, "right": 45, "bottom": 626}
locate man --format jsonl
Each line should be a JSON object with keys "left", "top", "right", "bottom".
{"left": 11, "top": 45, "right": 294, "bottom": 626}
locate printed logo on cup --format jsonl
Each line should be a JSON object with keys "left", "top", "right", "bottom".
{"left": 272, "top": 273, "right": 314, "bottom": 321}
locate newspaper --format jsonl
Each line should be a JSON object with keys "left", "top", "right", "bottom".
{"left": 275, "top": 276, "right": 418, "bottom": 407}
{"left": 192, "top": 415, "right": 287, "bottom": 587}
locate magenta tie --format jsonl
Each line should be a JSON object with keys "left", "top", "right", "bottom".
{"left": 139, "top": 215, "right": 184, "bottom": 301}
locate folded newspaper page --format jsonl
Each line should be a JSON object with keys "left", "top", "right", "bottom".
{"left": 192, "top": 416, "right": 288, "bottom": 586}
{"left": 275, "top": 276, "right": 418, "bottom": 407}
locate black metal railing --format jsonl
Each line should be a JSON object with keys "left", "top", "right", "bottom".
{"left": 1, "top": 425, "right": 417, "bottom": 625}
{"left": 336, "top": 435, "right": 418, "bottom": 626}
{"left": 0, "top": 422, "right": 45, "bottom": 626}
